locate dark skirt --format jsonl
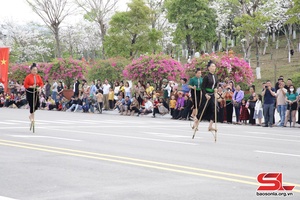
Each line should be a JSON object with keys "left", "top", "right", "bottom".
{"left": 26, "top": 88, "right": 40, "bottom": 113}
{"left": 197, "top": 93, "right": 216, "bottom": 122}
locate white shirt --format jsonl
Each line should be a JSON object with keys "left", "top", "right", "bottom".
{"left": 276, "top": 88, "right": 287, "bottom": 106}
{"left": 102, "top": 84, "right": 111, "bottom": 95}
{"left": 52, "top": 82, "right": 58, "bottom": 92}
{"left": 0, "top": 82, "right": 4, "bottom": 89}
{"left": 114, "top": 86, "right": 120, "bottom": 95}
{"left": 145, "top": 101, "right": 153, "bottom": 110}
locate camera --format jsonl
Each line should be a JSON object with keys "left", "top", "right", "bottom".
{"left": 265, "top": 86, "right": 268, "bottom": 89}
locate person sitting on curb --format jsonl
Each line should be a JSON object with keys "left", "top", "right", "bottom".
{"left": 137, "top": 97, "right": 153, "bottom": 116}
{"left": 114, "top": 95, "right": 125, "bottom": 112}
{"left": 129, "top": 96, "right": 140, "bottom": 116}
{"left": 120, "top": 96, "right": 131, "bottom": 115}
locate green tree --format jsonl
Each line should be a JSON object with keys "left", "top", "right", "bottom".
{"left": 165, "top": 0, "right": 217, "bottom": 53}
{"left": 104, "top": 0, "right": 162, "bottom": 58}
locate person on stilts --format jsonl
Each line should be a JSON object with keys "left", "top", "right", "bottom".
{"left": 188, "top": 68, "right": 203, "bottom": 120}
{"left": 24, "top": 63, "right": 44, "bottom": 131}
{"left": 192, "top": 60, "right": 218, "bottom": 136}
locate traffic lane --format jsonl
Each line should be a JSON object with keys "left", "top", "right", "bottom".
{"left": 0, "top": 144, "right": 257, "bottom": 200}
{"left": 1, "top": 122, "right": 299, "bottom": 185}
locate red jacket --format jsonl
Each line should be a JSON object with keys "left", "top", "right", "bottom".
{"left": 24, "top": 74, "right": 44, "bottom": 89}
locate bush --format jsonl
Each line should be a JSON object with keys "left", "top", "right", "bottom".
{"left": 9, "top": 63, "right": 49, "bottom": 82}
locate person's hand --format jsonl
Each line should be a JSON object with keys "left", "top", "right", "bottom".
{"left": 205, "top": 94, "right": 211, "bottom": 100}
{"left": 193, "top": 86, "right": 196, "bottom": 89}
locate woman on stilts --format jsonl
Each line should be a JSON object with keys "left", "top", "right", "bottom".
{"left": 24, "top": 63, "right": 44, "bottom": 126}
{"left": 193, "top": 60, "right": 218, "bottom": 132}
{"left": 188, "top": 68, "right": 203, "bottom": 120}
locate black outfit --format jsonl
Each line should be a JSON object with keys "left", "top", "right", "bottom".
{"left": 217, "top": 92, "right": 225, "bottom": 123}
{"left": 197, "top": 73, "right": 218, "bottom": 121}
{"left": 181, "top": 99, "right": 193, "bottom": 119}
{"left": 26, "top": 88, "right": 40, "bottom": 114}
{"left": 74, "top": 81, "right": 80, "bottom": 97}
{"left": 248, "top": 94, "right": 256, "bottom": 125}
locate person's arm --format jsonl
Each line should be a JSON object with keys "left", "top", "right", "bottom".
{"left": 262, "top": 88, "right": 266, "bottom": 97}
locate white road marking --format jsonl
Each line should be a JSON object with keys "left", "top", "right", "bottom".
{"left": 36, "top": 120, "right": 74, "bottom": 124}
{"left": 143, "top": 132, "right": 191, "bottom": 138}
{"left": 6, "top": 120, "right": 46, "bottom": 125}
{"left": 10, "top": 135, "right": 81, "bottom": 142}
{"left": 0, "top": 121, "right": 15, "bottom": 125}
{"left": 0, "top": 196, "right": 18, "bottom": 200}
{"left": 246, "top": 131, "right": 300, "bottom": 138}
{"left": 39, "top": 127, "right": 199, "bottom": 146}
{"left": 255, "top": 150, "right": 300, "bottom": 158}
{"left": 222, "top": 133, "right": 300, "bottom": 143}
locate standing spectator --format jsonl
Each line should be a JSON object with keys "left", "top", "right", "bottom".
{"left": 284, "top": 85, "right": 299, "bottom": 127}
{"left": 162, "top": 79, "right": 171, "bottom": 103}
{"left": 57, "top": 81, "right": 64, "bottom": 100}
{"left": 169, "top": 95, "right": 176, "bottom": 117}
{"left": 232, "top": 85, "right": 244, "bottom": 124}
{"left": 240, "top": 99, "right": 249, "bottom": 124}
{"left": 44, "top": 80, "right": 51, "bottom": 100}
{"left": 89, "top": 81, "right": 97, "bottom": 99}
{"left": 275, "top": 76, "right": 284, "bottom": 91}
{"left": 0, "top": 82, "right": 4, "bottom": 95}
{"left": 51, "top": 79, "right": 58, "bottom": 101}
{"left": 216, "top": 86, "right": 225, "bottom": 123}
{"left": 248, "top": 86, "right": 257, "bottom": 125}
{"left": 297, "top": 86, "right": 300, "bottom": 124}
{"left": 124, "top": 81, "right": 132, "bottom": 99}
{"left": 96, "top": 80, "right": 102, "bottom": 91}
{"left": 254, "top": 94, "right": 263, "bottom": 126}
{"left": 145, "top": 82, "right": 154, "bottom": 98}
{"left": 136, "top": 81, "right": 145, "bottom": 106}
{"left": 108, "top": 88, "right": 115, "bottom": 110}
{"left": 102, "top": 79, "right": 111, "bottom": 110}
{"left": 224, "top": 85, "right": 234, "bottom": 123}
{"left": 276, "top": 81, "right": 287, "bottom": 127}
{"left": 73, "top": 78, "right": 80, "bottom": 98}
{"left": 96, "top": 90, "right": 103, "bottom": 113}
{"left": 262, "top": 80, "right": 276, "bottom": 127}
{"left": 180, "top": 78, "right": 190, "bottom": 95}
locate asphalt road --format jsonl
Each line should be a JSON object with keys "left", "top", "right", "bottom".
{"left": 0, "top": 108, "right": 299, "bottom": 200}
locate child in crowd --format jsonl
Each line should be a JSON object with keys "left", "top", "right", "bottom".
{"left": 169, "top": 95, "right": 176, "bottom": 117}
{"left": 96, "top": 90, "right": 103, "bottom": 114}
{"left": 254, "top": 94, "right": 263, "bottom": 126}
{"left": 240, "top": 99, "right": 249, "bottom": 124}
{"left": 108, "top": 88, "right": 114, "bottom": 110}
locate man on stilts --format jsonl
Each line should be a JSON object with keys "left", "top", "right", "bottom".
{"left": 24, "top": 63, "right": 44, "bottom": 133}
{"left": 192, "top": 60, "right": 218, "bottom": 141}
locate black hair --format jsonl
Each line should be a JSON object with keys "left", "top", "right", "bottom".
{"left": 195, "top": 68, "right": 201, "bottom": 74}
{"left": 30, "top": 63, "right": 37, "bottom": 71}
{"left": 207, "top": 60, "right": 214, "bottom": 68}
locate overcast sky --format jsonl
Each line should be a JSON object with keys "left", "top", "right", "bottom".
{"left": 0, "top": 0, "right": 130, "bottom": 24}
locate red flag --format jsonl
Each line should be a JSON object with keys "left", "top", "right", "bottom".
{"left": 0, "top": 47, "right": 9, "bottom": 93}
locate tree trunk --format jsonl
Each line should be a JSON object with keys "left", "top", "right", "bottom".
{"left": 255, "top": 35, "right": 260, "bottom": 69}
{"left": 185, "top": 32, "right": 192, "bottom": 56}
{"left": 263, "top": 35, "right": 268, "bottom": 55}
{"left": 54, "top": 26, "right": 61, "bottom": 58}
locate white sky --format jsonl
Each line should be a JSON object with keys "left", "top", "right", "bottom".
{"left": 0, "top": 0, "right": 129, "bottom": 24}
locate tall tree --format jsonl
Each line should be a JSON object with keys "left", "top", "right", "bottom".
{"left": 104, "top": 0, "right": 162, "bottom": 58}
{"left": 74, "top": 0, "right": 117, "bottom": 59}
{"left": 26, "top": 0, "right": 74, "bottom": 58}
{"left": 165, "top": 0, "right": 217, "bottom": 54}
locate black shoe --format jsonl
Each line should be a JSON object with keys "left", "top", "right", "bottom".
{"left": 152, "top": 116, "right": 155, "bottom": 118}
{"left": 263, "top": 125, "right": 268, "bottom": 127}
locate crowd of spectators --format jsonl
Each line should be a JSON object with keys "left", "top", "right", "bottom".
{"left": 0, "top": 76, "right": 299, "bottom": 128}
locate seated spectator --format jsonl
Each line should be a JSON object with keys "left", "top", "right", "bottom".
{"left": 0, "top": 94, "right": 5, "bottom": 107}
{"left": 172, "top": 91, "right": 185, "bottom": 119}
{"left": 82, "top": 101, "right": 89, "bottom": 113}
{"left": 137, "top": 97, "right": 153, "bottom": 116}
{"left": 40, "top": 94, "right": 47, "bottom": 109}
{"left": 120, "top": 96, "right": 131, "bottom": 115}
{"left": 47, "top": 96, "right": 56, "bottom": 110}
{"left": 14, "top": 92, "right": 26, "bottom": 108}
{"left": 114, "top": 95, "right": 125, "bottom": 112}
{"left": 129, "top": 96, "right": 140, "bottom": 116}
{"left": 153, "top": 98, "right": 169, "bottom": 118}
{"left": 66, "top": 96, "right": 80, "bottom": 112}
{"left": 180, "top": 95, "right": 193, "bottom": 120}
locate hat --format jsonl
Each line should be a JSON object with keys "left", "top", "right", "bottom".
{"left": 163, "top": 79, "right": 168, "bottom": 82}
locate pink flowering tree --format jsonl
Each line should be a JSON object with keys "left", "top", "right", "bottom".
{"left": 44, "top": 58, "right": 88, "bottom": 89}
{"left": 9, "top": 63, "right": 49, "bottom": 82}
{"left": 87, "top": 57, "right": 129, "bottom": 83}
{"left": 185, "top": 53, "right": 254, "bottom": 85}
{"left": 123, "top": 54, "right": 186, "bottom": 86}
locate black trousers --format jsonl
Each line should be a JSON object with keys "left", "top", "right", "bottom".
{"left": 217, "top": 104, "right": 224, "bottom": 123}
{"left": 226, "top": 102, "right": 233, "bottom": 123}
{"left": 26, "top": 89, "right": 40, "bottom": 113}
{"left": 249, "top": 107, "right": 256, "bottom": 125}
